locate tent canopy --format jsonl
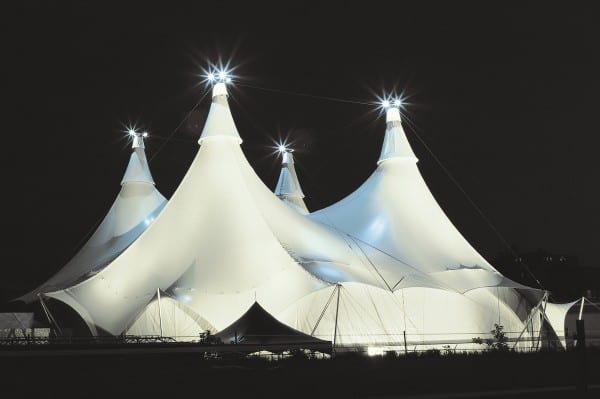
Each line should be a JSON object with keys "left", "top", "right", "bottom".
{"left": 215, "top": 302, "right": 331, "bottom": 350}
{"left": 17, "top": 134, "right": 166, "bottom": 303}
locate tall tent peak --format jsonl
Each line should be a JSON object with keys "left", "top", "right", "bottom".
{"left": 212, "top": 82, "right": 228, "bottom": 98}
{"left": 121, "top": 136, "right": 156, "bottom": 185}
{"left": 275, "top": 149, "right": 309, "bottom": 214}
{"left": 377, "top": 104, "right": 418, "bottom": 164}
{"left": 130, "top": 130, "right": 148, "bottom": 149}
{"left": 386, "top": 107, "right": 401, "bottom": 124}
{"left": 281, "top": 149, "right": 295, "bottom": 166}
{"left": 198, "top": 81, "right": 242, "bottom": 145}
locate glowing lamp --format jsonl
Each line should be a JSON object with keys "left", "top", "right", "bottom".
{"left": 367, "top": 346, "right": 385, "bottom": 356}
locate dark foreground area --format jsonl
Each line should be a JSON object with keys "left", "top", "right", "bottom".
{"left": 1, "top": 348, "right": 598, "bottom": 398}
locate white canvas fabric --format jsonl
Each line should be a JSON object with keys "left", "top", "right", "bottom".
{"left": 198, "top": 83, "right": 242, "bottom": 144}
{"left": 275, "top": 150, "right": 308, "bottom": 214}
{"left": 545, "top": 299, "right": 581, "bottom": 348}
{"left": 126, "top": 292, "right": 216, "bottom": 341}
{"left": 18, "top": 135, "right": 166, "bottom": 303}
{"left": 278, "top": 283, "right": 539, "bottom": 350}
{"left": 45, "top": 85, "right": 542, "bottom": 349}
{"left": 47, "top": 85, "right": 331, "bottom": 335}
{"left": 274, "top": 104, "right": 542, "bottom": 347}
{"left": 309, "top": 105, "right": 522, "bottom": 294}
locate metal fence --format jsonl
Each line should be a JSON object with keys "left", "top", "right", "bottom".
{"left": 2, "top": 330, "right": 599, "bottom": 356}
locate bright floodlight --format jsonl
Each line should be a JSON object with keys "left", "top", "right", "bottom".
{"left": 207, "top": 72, "right": 215, "bottom": 82}
{"left": 394, "top": 99, "right": 402, "bottom": 107}
{"left": 128, "top": 129, "right": 137, "bottom": 136}
{"left": 382, "top": 100, "right": 390, "bottom": 108}
{"left": 218, "top": 71, "right": 227, "bottom": 80}
{"left": 278, "top": 144, "right": 287, "bottom": 153}
{"left": 142, "top": 132, "right": 149, "bottom": 138}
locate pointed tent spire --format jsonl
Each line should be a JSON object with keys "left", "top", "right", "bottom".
{"left": 309, "top": 97, "right": 533, "bottom": 292}
{"left": 377, "top": 105, "right": 418, "bottom": 164}
{"left": 198, "top": 80, "right": 243, "bottom": 144}
{"left": 275, "top": 149, "right": 309, "bottom": 214}
{"left": 122, "top": 131, "right": 155, "bottom": 185}
{"left": 16, "top": 132, "right": 166, "bottom": 304}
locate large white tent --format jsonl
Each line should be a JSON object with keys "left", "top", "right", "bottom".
{"left": 274, "top": 107, "right": 543, "bottom": 349}
{"left": 33, "top": 77, "right": 546, "bottom": 350}
{"left": 18, "top": 132, "right": 166, "bottom": 306}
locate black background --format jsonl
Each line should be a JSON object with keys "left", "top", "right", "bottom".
{"left": 2, "top": 2, "right": 599, "bottom": 301}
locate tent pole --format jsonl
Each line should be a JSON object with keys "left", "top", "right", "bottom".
{"left": 310, "top": 286, "right": 337, "bottom": 336}
{"left": 535, "top": 292, "right": 548, "bottom": 350}
{"left": 575, "top": 316, "right": 587, "bottom": 393}
{"left": 403, "top": 330, "right": 408, "bottom": 356}
{"left": 512, "top": 293, "right": 545, "bottom": 350}
{"left": 578, "top": 296, "right": 585, "bottom": 321}
{"left": 333, "top": 284, "right": 341, "bottom": 353}
{"left": 38, "top": 294, "right": 63, "bottom": 337}
{"left": 157, "top": 288, "right": 163, "bottom": 338}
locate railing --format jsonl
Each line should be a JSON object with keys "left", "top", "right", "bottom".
{"left": 2, "top": 330, "right": 599, "bottom": 357}
{"left": 0, "top": 334, "right": 177, "bottom": 346}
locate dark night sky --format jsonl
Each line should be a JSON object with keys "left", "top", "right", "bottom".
{"left": 2, "top": 2, "right": 599, "bottom": 300}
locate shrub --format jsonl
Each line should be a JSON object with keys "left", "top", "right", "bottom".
{"left": 472, "top": 324, "right": 509, "bottom": 352}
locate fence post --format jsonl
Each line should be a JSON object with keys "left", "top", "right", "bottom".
{"left": 575, "top": 318, "right": 587, "bottom": 395}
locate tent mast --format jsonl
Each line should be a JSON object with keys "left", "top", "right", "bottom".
{"left": 157, "top": 288, "right": 163, "bottom": 338}
{"left": 310, "top": 286, "right": 338, "bottom": 336}
{"left": 535, "top": 292, "right": 549, "bottom": 350}
{"left": 333, "top": 284, "right": 341, "bottom": 351}
{"left": 512, "top": 292, "right": 547, "bottom": 350}
{"left": 38, "top": 294, "right": 63, "bottom": 337}
{"left": 578, "top": 296, "right": 585, "bottom": 320}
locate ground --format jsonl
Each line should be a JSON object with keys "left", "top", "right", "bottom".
{"left": 1, "top": 348, "right": 597, "bottom": 398}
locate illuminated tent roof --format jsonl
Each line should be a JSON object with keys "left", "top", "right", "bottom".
{"left": 44, "top": 78, "right": 542, "bottom": 349}
{"left": 18, "top": 133, "right": 166, "bottom": 304}
{"left": 45, "top": 82, "right": 332, "bottom": 335}
{"left": 273, "top": 102, "right": 542, "bottom": 348}
{"left": 309, "top": 104, "right": 528, "bottom": 293}
{"left": 275, "top": 150, "right": 308, "bottom": 214}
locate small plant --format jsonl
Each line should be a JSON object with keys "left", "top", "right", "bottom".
{"left": 442, "top": 345, "right": 454, "bottom": 355}
{"left": 472, "top": 324, "right": 509, "bottom": 352}
{"left": 199, "top": 330, "right": 222, "bottom": 344}
{"left": 424, "top": 348, "right": 441, "bottom": 356}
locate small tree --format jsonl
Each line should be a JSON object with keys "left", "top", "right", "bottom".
{"left": 472, "top": 324, "right": 509, "bottom": 352}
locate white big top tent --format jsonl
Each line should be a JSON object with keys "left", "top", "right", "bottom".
{"left": 39, "top": 76, "right": 546, "bottom": 350}
{"left": 18, "top": 131, "right": 167, "bottom": 305}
